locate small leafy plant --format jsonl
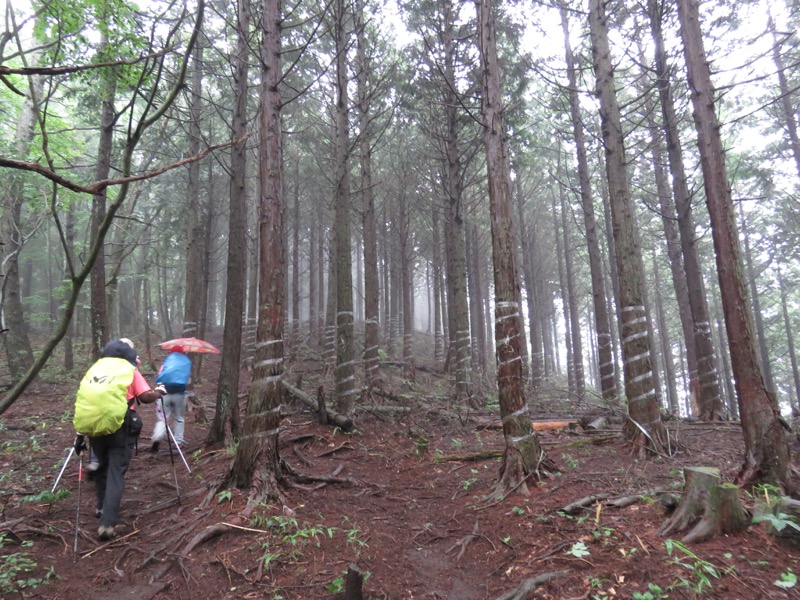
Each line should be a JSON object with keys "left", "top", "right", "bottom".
{"left": 774, "top": 568, "right": 797, "bottom": 590}
{"left": 0, "top": 535, "right": 55, "bottom": 595}
{"left": 665, "top": 539, "right": 729, "bottom": 594}
{"left": 567, "top": 541, "right": 590, "bottom": 558}
{"left": 632, "top": 583, "right": 668, "bottom": 599}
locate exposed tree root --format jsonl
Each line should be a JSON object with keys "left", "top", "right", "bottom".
{"left": 181, "top": 523, "right": 232, "bottom": 556}
{"left": 133, "top": 487, "right": 205, "bottom": 517}
{"left": 495, "top": 570, "right": 571, "bottom": 600}
{"left": 447, "top": 521, "right": 480, "bottom": 561}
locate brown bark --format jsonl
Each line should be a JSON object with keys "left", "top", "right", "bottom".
{"left": 208, "top": 0, "right": 250, "bottom": 445}
{"left": 777, "top": 264, "right": 800, "bottom": 416}
{"left": 183, "top": 41, "right": 206, "bottom": 349}
{"left": 552, "top": 191, "right": 574, "bottom": 391}
{"left": 659, "top": 467, "right": 749, "bottom": 543}
{"left": 768, "top": 10, "right": 800, "bottom": 180}
{"left": 467, "top": 223, "right": 488, "bottom": 373}
{"left": 477, "top": 0, "right": 552, "bottom": 497}
{"left": 231, "top": 0, "right": 283, "bottom": 500}
{"left": 90, "top": 25, "right": 116, "bottom": 359}
{"left": 290, "top": 158, "right": 301, "bottom": 351}
{"left": 356, "top": 1, "right": 381, "bottom": 389}
{"left": 308, "top": 209, "right": 319, "bottom": 347}
{"left": 740, "top": 208, "right": 777, "bottom": 406}
{"left": 515, "top": 182, "right": 544, "bottom": 390}
{"left": 441, "top": 5, "right": 472, "bottom": 406}
{"left": 333, "top": 0, "right": 357, "bottom": 416}
{"left": 432, "top": 208, "right": 445, "bottom": 364}
{"left": 559, "top": 178, "right": 585, "bottom": 399}
{"left": 559, "top": 3, "right": 615, "bottom": 403}
{"left": 399, "top": 187, "right": 415, "bottom": 382}
{"left": 589, "top": 0, "right": 668, "bottom": 454}
{"left": 649, "top": 0, "right": 723, "bottom": 420}
{"left": 652, "top": 252, "right": 678, "bottom": 413}
{"left": 676, "top": 0, "right": 790, "bottom": 487}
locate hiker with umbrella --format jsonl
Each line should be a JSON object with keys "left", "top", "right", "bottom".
{"left": 150, "top": 338, "right": 220, "bottom": 452}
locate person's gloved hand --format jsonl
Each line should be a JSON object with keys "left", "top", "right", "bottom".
{"left": 74, "top": 434, "right": 87, "bottom": 455}
{"left": 155, "top": 384, "right": 167, "bottom": 396}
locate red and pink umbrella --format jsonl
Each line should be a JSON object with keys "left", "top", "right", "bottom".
{"left": 158, "top": 337, "right": 221, "bottom": 354}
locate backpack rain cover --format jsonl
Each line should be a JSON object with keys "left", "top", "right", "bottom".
{"left": 156, "top": 352, "right": 192, "bottom": 393}
{"left": 73, "top": 357, "right": 135, "bottom": 436}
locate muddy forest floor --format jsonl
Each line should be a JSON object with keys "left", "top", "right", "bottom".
{"left": 2, "top": 339, "right": 800, "bottom": 599}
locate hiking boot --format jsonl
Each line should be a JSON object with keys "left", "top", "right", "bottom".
{"left": 86, "top": 461, "right": 100, "bottom": 473}
{"left": 97, "top": 526, "right": 116, "bottom": 541}
{"left": 150, "top": 441, "right": 159, "bottom": 453}
{"left": 95, "top": 508, "right": 102, "bottom": 519}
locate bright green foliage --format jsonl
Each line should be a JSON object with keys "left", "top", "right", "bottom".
{"left": 567, "top": 541, "right": 590, "bottom": 557}
{"left": 664, "top": 539, "right": 732, "bottom": 594}
{"left": 632, "top": 583, "right": 668, "bottom": 600}
{"left": 0, "top": 535, "right": 55, "bottom": 595}
{"left": 774, "top": 569, "right": 797, "bottom": 589}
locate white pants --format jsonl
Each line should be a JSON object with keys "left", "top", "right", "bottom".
{"left": 152, "top": 393, "right": 187, "bottom": 446}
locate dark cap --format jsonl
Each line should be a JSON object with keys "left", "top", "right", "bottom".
{"left": 101, "top": 339, "right": 138, "bottom": 366}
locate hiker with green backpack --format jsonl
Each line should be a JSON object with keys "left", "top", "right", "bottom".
{"left": 72, "top": 339, "right": 166, "bottom": 541}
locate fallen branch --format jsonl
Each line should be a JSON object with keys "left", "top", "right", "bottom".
{"left": 561, "top": 493, "right": 612, "bottom": 514}
{"left": 435, "top": 450, "right": 504, "bottom": 463}
{"left": 476, "top": 420, "right": 580, "bottom": 432}
{"left": 359, "top": 405, "right": 412, "bottom": 414}
{"left": 282, "top": 381, "right": 354, "bottom": 432}
{"left": 80, "top": 529, "right": 140, "bottom": 560}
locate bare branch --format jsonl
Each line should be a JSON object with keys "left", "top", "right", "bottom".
{"left": 0, "top": 136, "right": 246, "bottom": 195}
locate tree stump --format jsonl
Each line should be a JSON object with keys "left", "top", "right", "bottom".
{"left": 659, "top": 467, "right": 749, "bottom": 543}
{"left": 316, "top": 385, "right": 329, "bottom": 425}
{"left": 344, "top": 564, "right": 364, "bottom": 600}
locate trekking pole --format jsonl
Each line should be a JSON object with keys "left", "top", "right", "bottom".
{"left": 157, "top": 397, "right": 192, "bottom": 474}
{"left": 52, "top": 447, "right": 74, "bottom": 493}
{"left": 156, "top": 397, "right": 181, "bottom": 504}
{"left": 164, "top": 421, "right": 181, "bottom": 505}
{"left": 73, "top": 454, "right": 82, "bottom": 561}
{"left": 165, "top": 421, "right": 192, "bottom": 474}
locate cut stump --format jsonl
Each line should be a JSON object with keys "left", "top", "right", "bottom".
{"left": 344, "top": 563, "right": 364, "bottom": 600}
{"left": 659, "top": 466, "right": 749, "bottom": 543}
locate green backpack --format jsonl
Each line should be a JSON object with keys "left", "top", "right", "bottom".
{"left": 73, "top": 357, "right": 135, "bottom": 437}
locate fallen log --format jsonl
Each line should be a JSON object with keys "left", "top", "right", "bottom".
{"left": 659, "top": 466, "right": 749, "bottom": 543}
{"left": 476, "top": 420, "right": 580, "bottom": 432}
{"left": 560, "top": 493, "right": 612, "bottom": 514}
{"left": 435, "top": 450, "right": 504, "bottom": 463}
{"left": 282, "top": 381, "right": 354, "bottom": 432}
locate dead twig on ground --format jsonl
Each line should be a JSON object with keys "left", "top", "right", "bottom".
{"left": 316, "top": 442, "right": 355, "bottom": 457}
{"left": 80, "top": 529, "right": 140, "bottom": 559}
